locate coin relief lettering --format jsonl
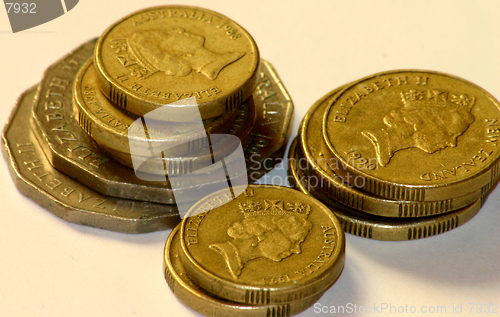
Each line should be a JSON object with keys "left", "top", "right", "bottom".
{"left": 122, "top": 83, "right": 222, "bottom": 100}
{"left": 51, "top": 125, "right": 78, "bottom": 143}
{"left": 46, "top": 178, "right": 62, "bottom": 190}
{"left": 61, "top": 59, "right": 81, "bottom": 72}
{"left": 60, "top": 187, "right": 75, "bottom": 198}
{"left": 22, "top": 158, "right": 94, "bottom": 203}
{"left": 132, "top": 9, "right": 214, "bottom": 26}
{"left": 93, "top": 198, "right": 107, "bottom": 209}
{"left": 44, "top": 101, "right": 63, "bottom": 110}
{"left": 296, "top": 226, "right": 336, "bottom": 276}
{"left": 45, "top": 77, "right": 69, "bottom": 99}
{"left": 420, "top": 149, "right": 492, "bottom": 181}
{"left": 17, "top": 143, "right": 35, "bottom": 154}
{"left": 67, "top": 144, "right": 108, "bottom": 168}
{"left": 24, "top": 159, "right": 43, "bottom": 171}
{"left": 33, "top": 171, "right": 50, "bottom": 182}
{"left": 254, "top": 73, "right": 286, "bottom": 129}
{"left": 78, "top": 192, "right": 91, "bottom": 203}
{"left": 333, "top": 75, "right": 430, "bottom": 124}
{"left": 209, "top": 199, "right": 313, "bottom": 279}
{"left": 485, "top": 118, "right": 499, "bottom": 146}
{"left": 46, "top": 113, "right": 63, "bottom": 122}
{"left": 185, "top": 214, "right": 206, "bottom": 245}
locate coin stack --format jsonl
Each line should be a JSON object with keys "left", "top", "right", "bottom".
{"left": 2, "top": 5, "right": 293, "bottom": 233}
{"left": 288, "top": 70, "right": 500, "bottom": 241}
{"left": 163, "top": 184, "right": 345, "bottom": 317}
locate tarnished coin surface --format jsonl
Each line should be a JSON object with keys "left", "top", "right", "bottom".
{"left": 164, "top": 225, "right": 326, "bottom": 317}
{"left": 3, "top": 86, "right": 179, "bottom": 233}
{"left": 31, "top": 40, "right": 292, "bottom": 204}
{"left": 300, "top": 87, "right": 494, "bottom": 218}
{"left": 94, "top": 5, "right": 260, "bottom": 121}
{"left": 288, "top": 138, "right": 487, "bottom": 241}
{"left": 179, "top": 185, "right": 345, "bottom": 305}
{"left": 322, "top": 70, "right": 500, "bottom": 201}
{"left": 74, "top": 58, "right": 239, "bottom": 168}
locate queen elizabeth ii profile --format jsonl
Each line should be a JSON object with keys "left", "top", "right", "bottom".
{"left": 209, "top": 200, "right": 313, "bottom": 279}
{"left": 128, "top": 28, "right": 245, "bottom": 80}
{"left": 361, "top": 90, "right": 476, "bottom": 167}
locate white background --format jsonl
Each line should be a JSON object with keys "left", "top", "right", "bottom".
{"left": 1, "top": 1, "right": 499, "bottom": 316}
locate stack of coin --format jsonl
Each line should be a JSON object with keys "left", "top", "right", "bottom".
{"left": 288, "top": 70, "right": 500, "bottom": 241}
{"left": 2, "top": 5, "right": 293, "bottom": 233}
{"left": 163, "top": 185, "right": 345, "bottom": 317}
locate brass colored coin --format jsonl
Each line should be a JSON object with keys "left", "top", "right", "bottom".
{"left": 94, "top": 5, "right": 260, "bottom": 121}
{"left": 96, "top": 95, "right": 256, "bottom": 175}
{"left": 164, "top": 225, "right": 327, "bottom": 317}
{"left": 245, "top": 60, "right": 294, "bottom": 181}
{"left": 288, "top": 138, "right": 487, "bottom": 241}
{"left": 32, "top": 40, "right": 292, "bottom": 204}
{"left": 74, "top": 58, "right": 239, "bottom": 164}
{"left": 322, "top": 70, "right": 500, "bottom": 201}
{"left": 179, "top": 184, "right": 345, "bottom": 305}
{"left": 227, "top": 90, "right": 258, "bottom": 150}
{"left": 2, "top": 86, "right": 179, "bottom": 233}
{"left": 300, "top": 87, "right": 495, "bottom": 218}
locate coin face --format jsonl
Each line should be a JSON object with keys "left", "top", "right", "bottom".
{"left": 179, "top": 185, "right": 345, "bottom": 304}
{"left": 300, "top": 87, "right": 491, "bottom": 218}
{"left": 95, "top": 5, "right": 260, "bottom": 121}
{"left": 323, "top": 70, "right": 500, "bottom": 201}
{"left": 164, "top": 225, "right": 326, "bottom": 317}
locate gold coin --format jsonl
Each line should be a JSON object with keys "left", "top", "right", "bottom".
{"left": 74, "top": 58, "right": 238, "bottom": 163}
{"left": 179, "top": 184, "right": 345, "bottom": 304}
{"left": 32, "top": 40, "right": 292, "bottom": 205}
{"left": 94, "top": 5, "right": 260, "bottom": 121}
{"left": 300, "top": 87, "right": 495, "bottom": 218}
{"left": 322, "top": 70, "right": 500, "bottom": 201}
{"left": 288, "top": 137, "right": 487, "bottom": 241}
{"left": 245, "top": 60, "right": 294, "bottom": 180}
{"left": 164, "top": 225, "right": 327, "bottom": 317}
{"left": 3, "top": 86, "right": 179, "bottom": 233}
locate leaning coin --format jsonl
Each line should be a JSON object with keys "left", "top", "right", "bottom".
{"left": 94, "top": 5, "right": 260, "bottom": 121}
{"left": 74, "top": 58, "right": 239, "bottom": 163}
{"left": 300, "top": 87, "right": 496, "bottom": 218}
{"left": 322, "top": 70, "right": 500, "bottom": 201}
{"left": 164, "top": 225, "right": 327, "bottom": 317}
{"left": 288, "top": 137, "right": 488, "bottom": 241}
{"left": 3, "top": 86, "right": 179, "bottom": 233}
{"left": 179, "top": 184, "right": 345, "bottom": 305}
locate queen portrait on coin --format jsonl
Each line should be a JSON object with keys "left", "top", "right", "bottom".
{"left": 361, "top": 90, "right": 476, "bottom": 167}
{"left": 128, "top": 28, "right": 245, "bottom": 80}
{"left": 209, "top": 200, "right": 313, "bottom": 279}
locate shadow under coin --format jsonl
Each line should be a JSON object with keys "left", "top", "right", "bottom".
{"left": 298, "top": 258, "right": 362, "bottom": 316}
{"left": 345, "top": 194, "right": 500, "bottom": 286}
